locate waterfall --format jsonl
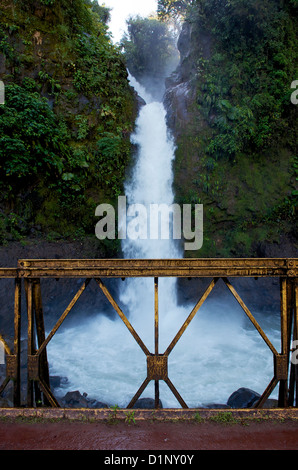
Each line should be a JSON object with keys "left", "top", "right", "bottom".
{"left": 47, "top": 76, "right": 281, "bottom": 408}
{"left": 118, "top": 74, "right": 183, "bottom": 357}
{"left": 121, "top": 73, "right": 181, "bottom": 260}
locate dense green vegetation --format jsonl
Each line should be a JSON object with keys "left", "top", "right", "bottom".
{"left": 159, "top": 0, "right": 297, "bottom": 257}
{"left": 0, "top": 0, "right": 137, "bottom": 251}
{"left": 0, "top": 0, "right": 296, "bottom": 259}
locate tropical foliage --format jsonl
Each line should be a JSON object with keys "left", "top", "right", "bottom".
{"left": 0, "top": 0, "right": 136, "bottom": 246}
{"left": 158, "top": 0, "right": 297, "bottom": 256}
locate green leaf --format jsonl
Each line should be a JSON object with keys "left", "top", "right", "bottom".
{"left": 62, "top": 172, "right": 75, "bottom": 181}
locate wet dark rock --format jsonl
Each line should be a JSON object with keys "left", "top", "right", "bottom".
{"left": 50, "top": 375, "right": 69, "bottom": 389}
{"left": 87, "top": 400, "right": 109, "bottom": 409}
{"left": 163, "top": 20, "right": 212, "bottom": 134}
{"left": 177, "top": 22, "right": 192, "bottom": 60}
{"left": 163, "top": 80, "right": 194, "bottom": 131}
{"left": 203, "top": 403, "right": 231, "bottom": 409}
{"left": 0, "top": 397, "right": 13, "bottom": 407}
{"left": 262, "top": 398, "right": 279, "bottom": 408}
{"left": 136, "top": 93, "right": 146, "bottom": 108}
{"left": 133, "top": 398, "right": 163, "bottom": 409}
{"left": 60, "top": 390, "right": 84, "bottom": 407}
{"left": 227, "top": 387, "right": 261, "bottom": 408}
{"left": 59, "top": 390, "right": 108, "bottom": 409}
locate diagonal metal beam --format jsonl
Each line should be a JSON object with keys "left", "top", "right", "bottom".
{"left": 36, "top": 278, "right": 91, "bottom": 356}
{"left": 253, "top": 377, "right": 279, "bottom": 408}
{"left": 95, "top": 278, "right": 150, "bottom": 357}
{"left": 222, "top": 277, "right": 279, "bottom": 356}
{"left": 0, "top": 377, "right": 10, "bottom": 396}
{"left": 127, "top": 378, "right": 151, "bottom": 409}
{"left": 164, "top": 278, "right": 219, "bottom": 356}
{"left": 38, "top": 377, "right": 60, "bottom": 408}
{"left": 164, "top": 377, "right": 188, "bottom": 409}
{"left": 0, "top": 334, "right": 11, "bottom": 356}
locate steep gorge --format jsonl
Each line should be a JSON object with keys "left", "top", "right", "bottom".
{"left": 0, "top": 1, "right": 296, "bottom": 261}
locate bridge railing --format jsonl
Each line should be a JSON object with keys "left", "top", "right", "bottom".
{"left": 0, "top": 258, "right": 297, "bottom": 409}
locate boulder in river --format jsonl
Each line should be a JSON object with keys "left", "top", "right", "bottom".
{"left": 227, "top": 387, "right": 260, "bottom": 408}
{"left": 59, "top": 390, "right": 108, "bottom": 409}
{"left": 132, "top": 398, "right": 163, "bottom": 409}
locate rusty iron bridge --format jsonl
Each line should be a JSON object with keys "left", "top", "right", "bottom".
{"left": 0, "top": 258, "right": 297, "bottom": 411}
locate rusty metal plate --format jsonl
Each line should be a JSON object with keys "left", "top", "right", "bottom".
{"left": 274, "top": 355, "right": 288, "bottom": 381}
{"left": 28, "top": 355, "right": 40, "bottom": 381}
{"left": 6, "top": 355, "right": 17, "bottom": 379}
{"left": 147, "top": 355, "right": 168, "bottom": 381}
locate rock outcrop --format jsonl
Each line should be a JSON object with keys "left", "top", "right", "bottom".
{"left": 163, "top": 21, "right": 212, "bottom": 133}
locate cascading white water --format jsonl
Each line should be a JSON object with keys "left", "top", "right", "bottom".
{"left": 121, "top": 73, "right": 181, "bottom": 260}
{"left": 47, "top": 76, "right": 281, "bottom": 408}
{"left": 118, "top": 73, "right": 183, "bottom": 357}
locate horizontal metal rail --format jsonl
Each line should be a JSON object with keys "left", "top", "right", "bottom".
{"left": 0, "top": 258, "right": 297, "bottom": 410}
{"left": 14, "top": 258, "right": 297, "bottom": 278}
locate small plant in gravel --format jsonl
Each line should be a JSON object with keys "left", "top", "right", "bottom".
{"left": 194, "top": 412, "right": 204, "bottom": 423}
{"left": 125, "top": 410, "right": 136, "bottom": 425}
{"left": 107, "top": 404, "right": 120, "bottom": 424}
{"left": 209, "top": 411, "right": 238, "bottom": 425}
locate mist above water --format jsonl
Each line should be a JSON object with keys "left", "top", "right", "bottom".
{"left": 47, "top": 76, "right": 281, "bottom": 408}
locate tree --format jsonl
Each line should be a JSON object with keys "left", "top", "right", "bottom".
{"left": 121, "top": 15, "right": 179, "bottom": 84}
{"left": 157, "top": 0, "right": 192, "bottom": 20}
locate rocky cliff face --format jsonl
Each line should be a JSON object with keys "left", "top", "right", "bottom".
{"left": 163, "top": 22, "right": 195, "bottom": 133}
{"left": 163, "top": 16, "right": 297, "bottom": 259}
{"left": 164, "top": 21, "right": 213, "bottom": 132}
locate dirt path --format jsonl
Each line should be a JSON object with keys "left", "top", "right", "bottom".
{"left": 0, "top": 419, "right": 297, "bottom": 450}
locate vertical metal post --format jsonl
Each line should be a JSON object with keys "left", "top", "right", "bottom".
{"left": 279, "top": 278, "right": 290, "bottom": 407}
{"left": 25, "top": 279, "right": 34, "bottom": 407}
{"left": 13, "top": 278, "right": 21, "bottom": 407}
{"left": 295, "top": 280, "right": 298, "bottom": 407}
{"left": 154, "top": 277, "right": 160, "bottom": 408}
{"left": 33, "top": 279, "right": 50, "bottom": 405}
{"left": 154, "top": 277, "right": 159, "bottom": 356}
{"left": 289, "top": 280, "right": 298, "bottom": 407}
